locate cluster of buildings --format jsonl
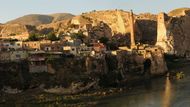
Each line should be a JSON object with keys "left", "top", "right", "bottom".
{"left": 0, "top": 37, "right": 106, "bottom": 73}
{"left": 0, "top": 10, "right": 168, "bottom": 75}
{"left": 0, "top": 38, "right": 106, "bottom": 61}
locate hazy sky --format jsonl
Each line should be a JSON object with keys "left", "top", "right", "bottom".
{"left": 0, "top": 0, "right": 190, "bottom": 23}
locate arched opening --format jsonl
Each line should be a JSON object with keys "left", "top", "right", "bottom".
{"left": 143, "top": 58, "right": 152, "bottom": 89}
{"left": 143, "top": 59, "right": 151, "bottom": 76}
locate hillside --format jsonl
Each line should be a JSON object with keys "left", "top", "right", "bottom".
{"left": 6, "top": 13, "right": 74, "bottom": 26}
{"left": 0, "top": 24, "right": 3, "bottom": 33}
{"left": 50, "top": 13, "right": 74, "bottom": 23}
{"left": 3, "top": 8, "right": 190, "bottom": 47}
{"left": 168, "top": 8, "right": 190, "bottom": 16}
{"left": 37, "top": 10, "right": 157, "bottom": 43}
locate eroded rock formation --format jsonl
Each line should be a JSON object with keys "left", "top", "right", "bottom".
{"left": 0, "top": 24, "right": 37, "bottom": 40}
{"left": 156, "top": 8, "right": 190, "bottom": 56}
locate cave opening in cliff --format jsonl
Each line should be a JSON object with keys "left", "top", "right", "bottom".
{"left": 143, "top": 58, "right": 151, "bottom": 76}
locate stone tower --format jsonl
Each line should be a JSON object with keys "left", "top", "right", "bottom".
{"left": 156, "top": 13, "right": 174, "bottom": 54}
{"left": 129, "top": 10, "right": 136, "bottom": 49}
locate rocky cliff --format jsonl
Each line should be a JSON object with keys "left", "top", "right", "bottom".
{"left": 36, "top": 10, "right": 157, "bottom": 43}
{"left": 168, "top": 8, "right": 190, "bottom": 17}
{"left": 0, "top": 24, "right": 37, "bottom": 40}
{"left": 1, "top": 10, "right": 158, "bottom": 43}
{"left": 168, "top": 16, "right": 190, "bottom": 56}
{"left": 2, "top": 8, "right": 190, "bottom": 56}
{"left": 0, "top": 51, "right": 167, "bottom": 90}
{"left": 156, "top": 8, "right": 190, "bottom": 56}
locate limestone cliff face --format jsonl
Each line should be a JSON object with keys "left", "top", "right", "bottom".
{"left": 0, "top": 25, "right": 3, "bottom": 34}
{"left": 37, "top": 10, "right": 157, "bottom": 43}
{"left": 37, "top": 19, "right": 71, "bottom": 34}
{"left": 149, "top": 49, "right": 168, "bottom": 74}
{"left": 156, "top": 13, "right": 173, "bottom": 53}
{"left": 1, "top": 10, "right": 158, "bottom": 42}
{"left": 168, "top": 8, "right": 190, "bottom": 17}
{"left": 168, "top": 16, "right": 190, "bottom": 56}
{"left": 1, "top": 24, "right": 28, "bottom": 36}
{"left": 0, "top": 24, "right": 37, "bottom": 40}
{"left": 82, "top": 10, "right": 130, "bottom": 34}
{"left": 156, "top": 11, "right": 190, "bottom": 56}
{"left": 116, "top": 50, "right": 167, "bottom": 76}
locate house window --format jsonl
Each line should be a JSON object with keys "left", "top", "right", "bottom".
{"left": 10, "top": 43, "right": 14, "bottom": 45}
{"left": 16, "top": 54, "right": 21, "bottom": 58}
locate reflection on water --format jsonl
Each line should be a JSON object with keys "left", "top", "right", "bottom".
{"left": 97, "top": 75, "right": 177, "bottom": 107}
{"left": 3, "top": 71, "right": 190, "bottom": 107}
{"left": 162, "top": 76, "right": 172, "bottom": 107}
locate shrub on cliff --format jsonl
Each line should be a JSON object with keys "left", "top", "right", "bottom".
{"left": 70, "top": 32, "right": 86, "bottom": 42}
{"left": 27, "top": 34, "right": 40, "bottom": 41}
{"left": 46, "top": 32, "right": 60, "bottom": 41}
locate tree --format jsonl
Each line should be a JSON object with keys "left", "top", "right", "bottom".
{"left": 99, "top": 37, "right": 109, "bottom": 45}
{"left": 27, "top": 34, "right": 39, "bottom": 41}
{"left": 107, "top": 41, "right": 118, "bottom": 50}
{"left": 70, "top": 32, "right": 86, "bottom": 42}
{"left": 46, "top": 32, "right": 59, "bottom": 41}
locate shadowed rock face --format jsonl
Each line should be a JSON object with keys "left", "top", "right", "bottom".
{"left": 0, "top": 51, "right": 167, "bottom": 90}
{"left": 168, "top": 16, "right": 190, "bottom": 56}
{"left": 137, "top": 20, "right": 157, "bottom": 45}
{"left": 156, "top": 11, "right": 190, "bottom": 56}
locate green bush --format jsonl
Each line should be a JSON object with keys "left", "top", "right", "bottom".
{"left": 27, "top": 34, "right": 40, "bottom": 41}
{"left": 46, "top": 32, "right": 60, "bottom": 41}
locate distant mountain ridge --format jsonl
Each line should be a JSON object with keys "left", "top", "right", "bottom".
{"left": 6, "top": 13, "right": 74, "bottom": 26}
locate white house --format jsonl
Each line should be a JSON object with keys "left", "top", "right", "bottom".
{"left": 3, "top": 41, "right": 23, "bottom": 50}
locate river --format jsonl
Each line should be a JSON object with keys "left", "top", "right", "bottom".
{"left": 97, "top": 61, "right": 190, "bottom": 107}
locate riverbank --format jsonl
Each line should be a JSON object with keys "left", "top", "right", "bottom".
{"left": 0, "top": 61, "right": 180, "bottom": 105}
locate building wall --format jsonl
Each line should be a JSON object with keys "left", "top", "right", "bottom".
{"left": 10, "top": 51, "right": 28, "bottom": 61}
{"left": 156, "top": 13, "right": 167, "bottom": 45}
{"left": 0, "top": 33, "right": 29, "bottom": 41}
{"left": 29, "top": 65, "right": 48, "bottom": 73}
{"left": 3, "top": 41, "right": 23, "bottom": 50}
{"left": 0, "top": 51, "right": 28, "bottom": 61}
{"left": 0, "top": 52, "right": 10, "bottom": 61}
{"left": 40, "top": 43, "right": 64, "bottom": 52}
{"left": 23, "top": 41, "right": 41, "bottom": 50}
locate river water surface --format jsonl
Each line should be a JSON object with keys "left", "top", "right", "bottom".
{"left": 1, "top": 60, "right": 190, "bottom": 107}
{"left": 97, "top": 65, "right": 190, "bottom": 107}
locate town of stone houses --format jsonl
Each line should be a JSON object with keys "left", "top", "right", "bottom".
{"left": 0, "top": 10, "right": 168, "bottom": 74}
{"left": 1, "top": 6, "right": 190, "bottom": 106}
